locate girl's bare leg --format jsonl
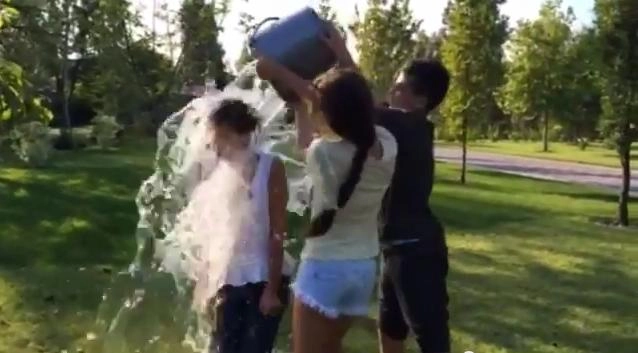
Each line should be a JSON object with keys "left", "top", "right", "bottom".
{"left": 292, "top": 298, "right": 353, "bottom": 353}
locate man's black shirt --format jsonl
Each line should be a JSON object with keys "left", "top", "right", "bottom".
{"left": 376, "top": 108, "right": 445, "bottom": 250}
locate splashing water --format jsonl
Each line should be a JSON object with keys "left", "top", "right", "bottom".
{"left": 86, "top": 63, "right": 309, "bottom": 353}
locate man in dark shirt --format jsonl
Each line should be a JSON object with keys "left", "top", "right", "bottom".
{"left": 376, "top": 60, "right": 451, "bottom": 353}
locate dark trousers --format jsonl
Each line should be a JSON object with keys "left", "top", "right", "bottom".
{"left": 379, "top": 243, "right": 450, "bottom": 353}
{"left": 210, "top": 278, "right": 290, "bottom": 353}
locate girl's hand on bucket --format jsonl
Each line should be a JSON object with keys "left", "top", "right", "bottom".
{"left": 259, "top": 287, "right": 283, "bottom": 316}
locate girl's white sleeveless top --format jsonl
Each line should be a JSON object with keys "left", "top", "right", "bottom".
{"left": 222, "top": 152, "right": 295, "bottom": 286}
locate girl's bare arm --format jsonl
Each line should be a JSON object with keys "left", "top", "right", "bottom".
{"left": 265, "top": 157, "right": 288, "bottom": 294}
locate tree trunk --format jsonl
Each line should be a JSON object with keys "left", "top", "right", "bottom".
{"left": 60, "top": 2, "right": 74, "bottom": 148}
{"left": 460, "top": 116, "right": 468, "bottom": 184}
{"left": 542, "top": 112, "right": 549, "bottom": 152}
{"left": 618, "top": 140, "right": 631, "bottom": 226}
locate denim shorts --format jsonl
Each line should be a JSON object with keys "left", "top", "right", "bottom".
{"left": 292, "top": 258, "right": 377, "bottom": 319}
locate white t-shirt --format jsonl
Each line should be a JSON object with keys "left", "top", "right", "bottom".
{"left": 301, "top": 126, "right": 398, "bottom": 260}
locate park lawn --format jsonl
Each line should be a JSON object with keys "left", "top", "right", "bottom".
{"left": 0, "top": 137, "right": 637, "bottom": 353}
{"left": 437, "top": 140, "right": 638, "bottom": 168}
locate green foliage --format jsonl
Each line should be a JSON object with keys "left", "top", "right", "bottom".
{"left": 351, "top": 0, "right": 421, "bottom": 97}
{"left": 317, "top": 0, "right": 338, "bottom": 22}
{"left": 560, "top": 28, "right": 602, "bottom": 140}
{"left": 78, "top": 40, "right": 175, "bottom": 123}
{"left": 594, "top": 0, "right": 638, "bottom": 225}
{"left": 4, "top": 0, "right": 179, "bottom": 125}
{"left": 594, "top": 0, "right": 638, "bottom": 149}
{"left": 499, "top": 1, "right": 573, "bottom": 119}
{"left": 0, "top": 2, "right": 20, "bottom": 28}
{"left": 413, "top": 29, "right": 445, "bottom": 60}
{"left": 316, "top": 0, "right": 345, "bottom": 36}
{"left": 179, "top": 0, "right": 229, "bottom": 86}
{"left": 92, "top": 114, "right": 122, "bottom": 149}
{"left": 440, "top": 0, "right": 508, "bottom": 138}
{"left": 577, "top": 137, "right": 589, "bottom": 150}
{"left": 498, "top": 0, "right": 573, "bottom": 150}
{"left": 0, "top": 2, "right": 52, "bottom": 133}
{"left": 77, "top": 0, "right": 165, "bottom": 122}
{"left": 9, "top": 120, "right": 52, "bottom": 167}
{"left": 0, "top": 60, "right": 26, "bottom": 123}
{"left": 235, "top": 11, "right": 256, "bottom": 72}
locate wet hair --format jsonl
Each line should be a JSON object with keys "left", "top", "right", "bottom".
{"left": 209, "top": 99, "right": 260, "bottom": 134}
{"left": 403, "top": 59, "right": 450, "bottom": 113}
{"left": 309, "top": 68, "right": 377, "bottom": 236}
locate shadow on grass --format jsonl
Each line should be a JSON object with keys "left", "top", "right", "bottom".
{"left": 0, "top": 267, "right": 114, "bottom": 353}
{"left": 434, "top": 166, "right": 637, "bottom": 351}
{"left": 1, "top": 145, "right": 636, "bottom": 353}
{"left": 602, "top": 152, "right": 638, "bottom": 162}
{"left": 0, "top": 168, "right": 147, "bottom": 266}
{"left": 450, "top": 248, "right": 637, "bottom": 353}
{"left": 0, "top": 137, "right": 314, "bottom": 353}
{"left": 434, "top": 192, "right": 541, "bottom": 232}
{"left": 0, "top": 139, "right": 156, "bottom": 352}
{"left": 553, "top": 191, "right": 638, "bottom": 204}
{"left": 0, "top": 138, "right": 154, "bottom": 267}
{"left": 433, "top": 169, "right": 574, "bottom": 233}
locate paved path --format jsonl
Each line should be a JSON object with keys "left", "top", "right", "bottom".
{"left": 435, "top": 147, "right": 638, "bottom": 196}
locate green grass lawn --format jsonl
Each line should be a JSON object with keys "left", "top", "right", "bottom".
{"left": 438, "top": 140, "right": 638, "bottom": 168}
{"left": 1, "top": 138, "right": 636, "bottom": 353}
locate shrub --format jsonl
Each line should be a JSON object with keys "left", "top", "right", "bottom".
{"left": 92, "top": 114, "right": 122, "bottom": 149}
{"left": 509, "top": 130, "right": 522, "bottom": 142}
{"left": 10, "top": 121, "right": 52, "bottom": 167}
{"left": 132, "top": 112, "right": 156, "bottom": 137}
{"left": 577, "top": 137, "right": 589, "bottom": 150}
{"left": 550, "top": 124, "right": 564, "bottom": 142}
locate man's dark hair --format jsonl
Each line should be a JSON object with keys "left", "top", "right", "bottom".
{"left": 403, "top": 59, "right": 450, "bottom": 113}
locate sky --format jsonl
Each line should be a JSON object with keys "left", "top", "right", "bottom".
{"left": 133, "top": 0, "right": 595, "bottom": 64}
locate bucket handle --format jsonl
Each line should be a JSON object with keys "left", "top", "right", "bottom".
{"left": 247, "top": 17, "right": 280, "bottom": 49}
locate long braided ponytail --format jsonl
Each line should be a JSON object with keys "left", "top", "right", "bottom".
{"left": 308, "top": 68, "right": 377, "bottom": 236}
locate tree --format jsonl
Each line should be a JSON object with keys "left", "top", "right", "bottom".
{"left": 1, "top": 0, "right": 118, "bottom": 146}
{"left": 235, "top": 11, "right": 255, "bottom": 72}
{"left": 561, "top": 28, "right": 602, "bottom": 143}
{"left": 179, "top": 0, "right": 230, "bottom": 87}
{"left": 440, "top": 0, "right": 508, "bottom": 183}
{"left": 499, "top": 0, "right": 573, "bottom": 152}
{"left": 0, "top": 0, "right": 52, "bottom": 132}
{"left": 414, "top": 29, "right": 445, "bottom": 60}
{"left": 4, "top": 0, "right": 180, "bottom": 122}
{"left": 317, "top": 0, "right": 338, "bottom": 23}
{"left": 154, "top": 1, "right": 180, "bottom": 62}
{"left": 350, "top": 0, "right": 421, "bottom": 98}
{"left": 594, "top": 0, "right": 638, "bottom": 226}
{"left": 316, "top": 0, "right": 346, "bottom": 36}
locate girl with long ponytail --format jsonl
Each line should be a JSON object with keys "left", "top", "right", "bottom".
{"left": 256, "top": 24, "right": 398, "bottom": 353}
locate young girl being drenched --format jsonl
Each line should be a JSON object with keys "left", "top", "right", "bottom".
{"left": 185, "top": 99, "right": 294, "bottom": 353}
{"left": 255, "top": 25, "right": 398, "bottom": 353}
